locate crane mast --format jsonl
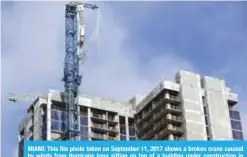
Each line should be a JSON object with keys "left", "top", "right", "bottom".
{"left": 62, "top": 2, "right": 98, "bottom": 140}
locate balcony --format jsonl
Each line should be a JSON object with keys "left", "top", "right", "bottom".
{"left": 108, "top": 126, "right": 118, "bottom": 133}
{"left": 167, "top": 115, "right": 183, "bottom": 124}
{"left": 108, "top": 136, "right": 118, "bottom": 140}
{"left": 81, "top": 112, "right": 88, "bottom": 116}
{"left": 153, "top": 105, "right": 182, "bottom": 122}
{"left": 153, "top": 107, "right": 170, "bottom": 121}
{"left": 152, "top": 97, "right": 167, "bottom": 112}
{"left": 136, "top": 118, "right": 142, "bottom": 125}
{"left": 91, "top": 133, "right": 107, "bottom": 140}
{"left": 167, "top": 105, "right": 182, "bottom": 115}
{"left": 91, "top": 113, "right": 107, "bottom": 122}
{"left": 108, "top": 116, "right": 115, "bottom": 121}
{"left": 91, "top": 123, "right": 107, "bottom": 133}
{"left": 138, "top": 118, "right": 153, "bottom": 135}
{"left": 153, "top": 119, "right": 167, "bottom": 133}
{"left": 173, "top": 136, "right": 184, "bottom": 140}
{"left": 156, "top": 129, "right": 169, "bottom": 139}
{"left": 142, "top": 129, "right": 154, "bottom": 140}
{"left": 152, "top": 134, "right": 158, "bottom": 140}
{"left": 166, "top": 126, "right": 184, "bottom": 135}
{"left": 142, "top": 108, "right": 153, "bottom": 121}
{"left": 108, "top": 116, "right": 118, "bottom": 124}
{"left": 167, "top": 95, "right": 180, "bottom": 103}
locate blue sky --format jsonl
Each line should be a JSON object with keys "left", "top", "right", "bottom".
{"left": 1, "top": 1, "right": 247, "bottom": 157}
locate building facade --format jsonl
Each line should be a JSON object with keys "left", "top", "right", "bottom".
{"left": 135, "top": 70, "right": 244, "bottom": 141}
{"left": 18, "top": 91, "right": 136, "bottom": 157}
{"left": 18, "top": 70, "right": 244, "bottom": 157}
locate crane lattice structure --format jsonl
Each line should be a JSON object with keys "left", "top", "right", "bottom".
{"left": 7, "top": 1, "right": 98, "bottom": 141}
{"left": 62, "top": 1, "right": 98, "bottom": 140}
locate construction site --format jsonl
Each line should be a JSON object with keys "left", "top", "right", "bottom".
{"left": 4, "top": 2, "right": 245, "bottom": 157}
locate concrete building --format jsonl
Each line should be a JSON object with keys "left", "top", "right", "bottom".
{"left": 18, "top": 70, "right": 244, "bottom": 157}
{"left": 135, "top": 70, "right": 244, "bottom": 141}
{"left": 18, "top": 91, "right": 136, "bottom": 157}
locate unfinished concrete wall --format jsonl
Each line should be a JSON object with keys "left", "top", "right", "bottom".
{"left": 204, "top": 77, "right": 232, "bottom": 140}
{"left": 179, "top": 71, "right": 207, "bottom": 140}
{"left": 33, "top": 99, "right": 42, "bottom": 140}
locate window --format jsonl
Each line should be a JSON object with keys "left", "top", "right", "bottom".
{"left": 129, "top": 136, "right": 136, "bottom": 140}
{"left": 51, "top": 120, "right": 63, "bottom": 131}
{"left": 19, "top": 140, "right": 24, "bottom": 157}
{"left": 229, "top": 110, "right": 240, "bottom": 120}
{"left": 81, "top": 135, "right": 88, "bottom": 140}
{"left": 80, "top": 116, "right": 88, "bottom": 126}
{"left": 232, "top": 130, "right": 244, "bottom": 140}
{"left": 61, "top": 112, "right": 67, "bottom": 121}
{"left": 80, "top": 126, "right": 88, "bottom": 134}
{"left": 205, "top": 117, "right": 208, "bottom": 125}
{"left": 120, "top": 135, "right": 126, "bottom": 140}
{"left": 203, "top": 106, "right": 207, "bottom": 115}
{"left": 51, "top": 110, "right": 60, "bottom": 120}
{"left": 202, "top": 97, "right": 206, "bottom": 105}
{"left": 231, "top": 120, "right": 242, "bottom": 130}
{"left": 129, "top": 126, "right": 135, "bottom": 136}
{"left": 42, "top": 124, "right": 47, "bottom": 140}
{"left": 206, "top": 126, "right": 210, "bottom": 136}
{"left": 51, "top": 120, "right": 59, "bottom": 130}
{"left": 120, "top": 126, "right": 126, "bottom": 135}
{"left": 61, "top": 122, "right": 67, "bottom": 131}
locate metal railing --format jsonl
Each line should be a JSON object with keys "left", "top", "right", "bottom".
{"left": 170, "top": 116, "right": 183, "bottom": 121}
{"left": 91, "top": 133, "right": 107, "bottom": 140}
{"left": 170, "top": 105, "right": 182, "bottom": 111}
{"left": 108, "top": 116, "right": 116, "bottom": 121}
{"left": 169, "top": 95, "right": 180, "bottom": 101}
{"left": 108, "top": 136, "right": 117, "bottom": 140}
{"left": 81, "top": 112, "right": 88, "bottom": 116}
{"left": 92, "top": 114, "right": 106, "bottom": 119}
{"left": 169, "top": 126, "right": 183, "bottom": 132}
{"left": 91, "top": 123, "right": 107, "bottom": 129}
{"left": 108, "top": 127, "right": 117, "bottom": 132}
{"left": 174, "top": 136, "right": 184, "bottom": 140}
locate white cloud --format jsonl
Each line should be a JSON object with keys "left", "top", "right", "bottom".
{"left": 2, "top": 1, "right": 194, "bottom": 105}
{"left": 2, "top": 2, "right": 194, "bottom": 157}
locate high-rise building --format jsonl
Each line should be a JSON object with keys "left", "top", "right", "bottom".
{"left": 18, "top": 70, "right": 244, "bottom": 157}
{"left": 135, "top": 70, "right": 244, "bottom": 140}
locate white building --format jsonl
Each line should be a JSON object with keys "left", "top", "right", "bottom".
{"left": 135, "top": 70, "right": 243, "bottom": 141}
{"left": 18, "top": 70, "right": 244, "bottom": 157}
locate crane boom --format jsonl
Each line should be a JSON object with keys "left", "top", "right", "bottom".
{"left": 8, "top": 93, "right": 40, "bottom": 103}
{"left": 62, "top": 2, "right": 98, "bottom": 140}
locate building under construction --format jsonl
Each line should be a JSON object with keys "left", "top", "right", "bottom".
{"left": 18, "top": 70, "right": 244, "bottom": 156}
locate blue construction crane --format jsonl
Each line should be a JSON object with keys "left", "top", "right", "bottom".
{"left": 62, "top": 1, "right": 98, "bottom": 140}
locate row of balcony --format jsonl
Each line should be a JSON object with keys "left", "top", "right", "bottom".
{"left": 91, "top": 132, "right": 118, "bottom": 140}
{"left": 91, "top": 123, "right": 118, "bottom": 132}
{"left": 152, "top": 134, "right": 183, "bottom": 140}
{"left": 138, "top": 114, "right": 183, "bottom": 135}
{"left": 51, "top": 109, "right": 118, "bottom": 122}
{"left": 91, "top": 113, "right": 118, "bottom": 122}
{"left": 137, "top": 101, "right": 182, "bottom": 124}
{"left": 141, "top": 124, "right": 184, "bottom": 140}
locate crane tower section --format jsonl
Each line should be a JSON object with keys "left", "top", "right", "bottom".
{"left": 63, "top": 2, "right": 98, "bottom": 140}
